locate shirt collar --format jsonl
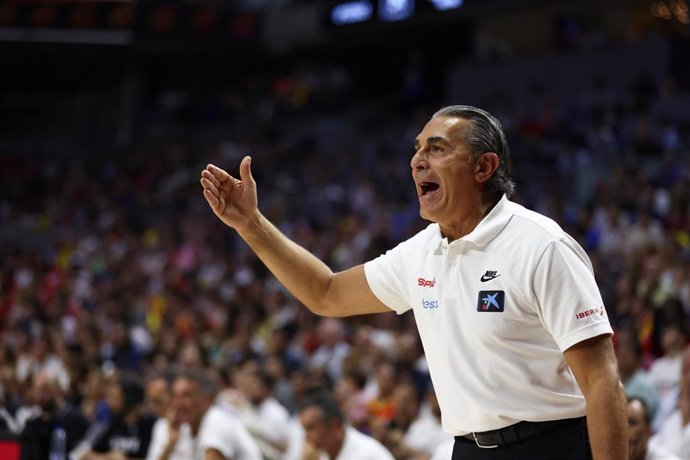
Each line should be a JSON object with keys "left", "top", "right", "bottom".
{"left": 426, "top": 195, "right": 514, "bottom": 252}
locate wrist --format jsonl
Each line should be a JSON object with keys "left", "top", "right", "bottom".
{"left": 236, "top": 211, "right": 264, "bottom": 238}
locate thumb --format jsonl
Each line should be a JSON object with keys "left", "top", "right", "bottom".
{"left": 239, "top": 155, "right": 255, "bottom": 186}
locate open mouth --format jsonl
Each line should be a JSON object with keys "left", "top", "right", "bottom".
{"left": 419, "top": 182, "right": 440, "bottom": 196}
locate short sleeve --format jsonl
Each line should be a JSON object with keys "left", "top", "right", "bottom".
{"left": 364, "top": 245, "right": 412, "bottom": 315}
{"left": 145, "top": 419, "right": 168, "bottom": 460}
{"left": 532, "top": 237, "right": 613, "bottom": 351}
{"left": 197, "top": 418, "right": 235, "bottom": 460}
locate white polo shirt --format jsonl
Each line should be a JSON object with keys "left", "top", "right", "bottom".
{"left": 328, "top": 427, "right": 394, "bottom": 460}
{"left": 364, "top": 196, "right": 612, "bottom": 435}
{"left": 146, "top": 406, "right": 262, "bottom": 460}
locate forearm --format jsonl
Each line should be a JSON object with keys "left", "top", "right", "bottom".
{"left": 237, "top": 212, "right": 339, "bottom": 315}
{"left": 157, "top": 441, "right": 177, "bottom": 460}
{"left": 584, "top": 376, "right": 627, "bottom": 460}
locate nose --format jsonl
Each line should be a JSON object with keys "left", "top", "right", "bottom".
{"left": 410, "top": 149, "right": 428, "bottom": 172}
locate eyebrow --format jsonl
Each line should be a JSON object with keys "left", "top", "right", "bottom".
{"left": 414, "top": 136, "right": 449, "bottom": 149}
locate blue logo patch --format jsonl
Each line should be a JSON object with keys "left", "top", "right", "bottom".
{"left": 422, "top": 299, "right": 439, "bottom": 309}
{"left": 477, "top": 291, "right": 504, "bottom": 312}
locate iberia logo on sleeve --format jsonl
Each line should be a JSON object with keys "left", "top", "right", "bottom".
{"left": 575, "top": 306, "right": 606, "bottom": 320}
{"left": 477, "top": 291, "right": 505, "bottom": 312}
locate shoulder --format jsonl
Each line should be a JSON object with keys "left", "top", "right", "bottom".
{"left": 202, "top": 406, "right": 246, "bottom": 432}
{"left": 505, "top": 200, "right": 589, "bottom": 261}
{"left": 372, "top": 223, "right": 440, "bottom": 259}
{"left": 261, "top": 398, "right": 289, "bottom": 419}
{"left": 506, "top": 200, "right": 567, "bottom": 241}
{"left": 204, "top": 405, "right": 236, "bottom": 423}
{"left": 341, "top": 427, "right": 394, "bottom": 460}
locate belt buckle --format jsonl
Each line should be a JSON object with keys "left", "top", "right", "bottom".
{"left": 472, "top": 432, "right": 499, "bottom": 449}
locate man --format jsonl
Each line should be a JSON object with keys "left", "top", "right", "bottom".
{"left": 651, "top": 346, "right": 690, "bottom": 458}
{"left": 19, "top": 371, "right": 89, "bottom": 460}
{"left": 144, "top": 375, "right": 170, "bottom": 420}
{"left": 146, "top": 371, "right": 261, "bottom": 460}
{"left": 299, "top": 392, "right": 394, "bottom": 460}
{"left": 377, "top": 381, "right": 452, "bottom": 459}
{"left": 78, "top": 377, "right": 156, "bottom": 460}
{"left": 616, "top": 327, "right": 660, "bottom": 417}
{"left": 627, "top": 397, "right": 679, "bottom": 460}
{"left": 200, "top": 105, "right": 627, "bottom": 459}
{"left": 234, "top": 367, "right": 290, "bottom": 459}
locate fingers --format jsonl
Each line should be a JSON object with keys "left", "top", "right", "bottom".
{"left": 239, "top": 156, "right": 255, "bottom": 187}
{"left": 203, "top": 189, "right": 219, "bottom": 209}
{"left": 205, "top": 163, "right": 232, "bottom": 183}
{"left": 201, "top": 170, "right": 221, "bottom": 189}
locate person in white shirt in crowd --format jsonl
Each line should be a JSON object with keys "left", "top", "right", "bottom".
{"left": 15, "top": 332, "right": 71, "bottom": 394}
{"left": 234, "top": 367, "right": 290, "bottom": 459}
{"left": 146, "top": 370, "right": 261, "bottom": 460}
{"left": 651, "top": 324, "right": 686, "bottom": 399}
{"left": 628, "top": 397, "right": 680, "bottom": 460}
{"left": 616, "top": 326, "right": 660, "bottom": 418}
{"left": 308, "top": 318, "right": 351, "bottom": 383}
{"left": 378, "top": 381, "right": 451, "bottom": 459}
{"left": 299, "top": 391, "right": 394, "bottom": 460}
{"left": 431, "top": 440, "right": 455, "bottom": 460}
{"left": 403, "top": 386, "right": 453, "bottom": 457}
{"left": 651, "top": 346, "right": 690, "bottom": 459}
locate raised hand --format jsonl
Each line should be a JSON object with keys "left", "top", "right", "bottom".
{"left": 200, "top": 156, "right": 258, "bottom": 231}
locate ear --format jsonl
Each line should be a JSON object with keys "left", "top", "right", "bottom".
{"left": 474, "top": 152, "right": 500, "bottom": 183}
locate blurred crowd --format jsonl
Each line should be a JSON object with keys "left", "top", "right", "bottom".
{"left": 1, "top": 54, "right": 690, "bottom": 460}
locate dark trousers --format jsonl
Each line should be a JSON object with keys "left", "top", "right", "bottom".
{"left": 452, "top": 417, "right": 592, "bottom": 460}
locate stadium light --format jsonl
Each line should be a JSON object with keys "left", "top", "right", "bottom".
{"left": 429, "top": 0, "right": 463, "bottom": 10}
{"left": 379, "top": 0, "right": 414, "bottom": 22}
{"left": 330, "top": 1, "right": 373, "bottom": 25}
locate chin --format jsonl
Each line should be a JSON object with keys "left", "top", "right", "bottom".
{"left": 419, "top": 209, "right": 438, "bottom": 223}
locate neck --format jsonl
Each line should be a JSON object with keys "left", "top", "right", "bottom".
{"left": 191, "top": 404, "right": 211, "bottom": 436}
{"left": 441, "top": 195, "right": 498, "bottom": 242}
{"left": 326, "top": 428, "right": 346, "bottom": 459}
{"left": 123, "top": 408, "right": 138, "bottom": 425}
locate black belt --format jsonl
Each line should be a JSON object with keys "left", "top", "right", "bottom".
{"left": 456, "top": 417, "right": 585, "bottom": 449}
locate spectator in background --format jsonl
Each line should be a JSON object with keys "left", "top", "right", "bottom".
{"left": 103, "top": 321, "right": 142, "bottom": 374}
{"left": 15, "top": 332, "right": 70, "bottom": 394}
{"left": 334, "top": 369, "right": 369, "bottom": 431}
{"left": 651, "top": 346, "right": 690, "bottom": 459}
{"left": 77, "top": 376, "right": 156, "bottom": 460}
{"left": 628, "top": 397, "right": 680, "bottom": 460}
{"left": 80, "top": 368, "right": 111, "bottom": 423}
{"left": 616, "top": 327, "right": 660, "bottom": 418}
{"left": 299, "top": 392, "right": 394, "bottom": 460}
{"left": 401, "top": 387, "right": 452, "bottom": 458}
{"left": 19, "top": 371, "right": 89, "bottom": 460}
{"left": 146, "top": 370, "right": 261, "bottom": 460}
{"left": 145, "top": 375, "right": 170, "bottom": 420}
{"left": 366, "top": 361, "right": 397, "bottom": 426}
{"left": 650, "top": 323, "right": 687, "bottom": 412}
{"left": 376, "top": 381, "right": 451, "bottom": 460}
{"left": 234, "top": 367, "right": 290, "bottom": 459}
{"left": 308, "top": 318, "right": 350, "bottom": 383}
{"left": 177, "top": 343, "right": 205, "bottom": 371}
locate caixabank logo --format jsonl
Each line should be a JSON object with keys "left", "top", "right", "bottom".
{"left": 477, "top": 291, "right": 505, "bottom": 312}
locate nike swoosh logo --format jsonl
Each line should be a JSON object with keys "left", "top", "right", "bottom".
{"left": 480, "top": 274, "right": 501, "bottom": 282}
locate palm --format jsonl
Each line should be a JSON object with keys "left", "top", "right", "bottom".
{"left": 200, "top": 157, "right": 258, "bottom": 229}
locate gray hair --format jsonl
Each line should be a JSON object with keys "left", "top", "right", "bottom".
{"left": 433, "top": 105, "right": 515, "bottom": 200}
{"left": 174, "top": 369, "right": 218, "bottom": 397}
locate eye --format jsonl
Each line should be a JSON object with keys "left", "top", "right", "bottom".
{"left": 430, "top": 144, "right": 444, "bottom": 153}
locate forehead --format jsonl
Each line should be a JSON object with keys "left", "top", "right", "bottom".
{"left": 300, "top": 406, "right": 323, "bottom": 426}
{"left": 172, "top": 377, "right": 197, "bottom": 393}
{"left": 627, "top": 400, "right": 646, "bottom": 419}
{"left": 416, "top": 116, "right": 468, "bottom": 144}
